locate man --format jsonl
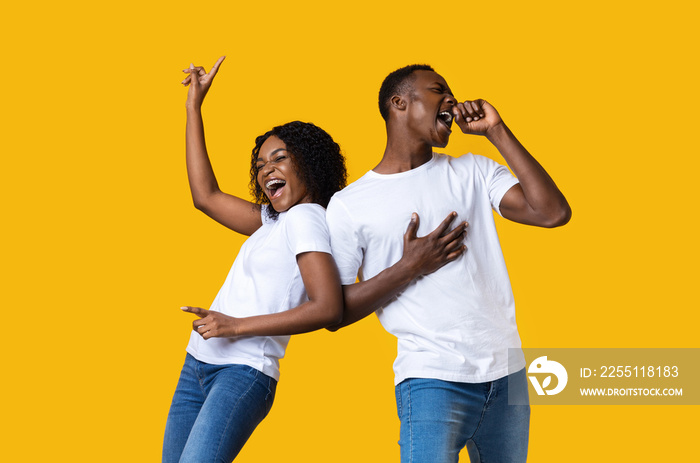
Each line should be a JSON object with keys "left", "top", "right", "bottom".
{"left": 326, "top": 65, "right": 570, "bottom": 462}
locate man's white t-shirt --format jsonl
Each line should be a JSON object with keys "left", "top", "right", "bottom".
{"left": 326, "top": 152, "right": 525, "bottom": 385}
{"left": 186, "top": 203, "right": 331, "bottom": 381}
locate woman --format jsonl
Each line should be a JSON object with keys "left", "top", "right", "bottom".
{"left": 163, "top": 56, "right": 346, "bottom": 462}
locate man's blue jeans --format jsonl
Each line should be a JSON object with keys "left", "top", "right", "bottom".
{"left": 395, "top": 369, "right": 529, "bottom": 463}
{"left": 163, "top": 354, "right": 277, "bottom": 463}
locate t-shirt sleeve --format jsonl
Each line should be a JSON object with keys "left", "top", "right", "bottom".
{"left": 472, "top": 154, "right": 520, "bottom": 217}
{"left": 284, "top": 204, "right": 332, "bottom": 256}
{"left": 325, "top": 197, "right": 363, "bottom": 285}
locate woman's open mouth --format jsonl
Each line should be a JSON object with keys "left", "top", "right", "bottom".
{"left": 265, "top": 178, "right": 286, "bottom": 200}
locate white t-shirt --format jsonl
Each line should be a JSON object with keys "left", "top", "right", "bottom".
{"left": 186, "top": 203, "right": 332, "bottom": 381}
{"left": 326, "top": 152, "right": 525, "bottom": 385}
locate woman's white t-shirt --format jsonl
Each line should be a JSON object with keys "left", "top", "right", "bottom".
{"left": 186, "top": 203, "right": 331, "bottom": 381}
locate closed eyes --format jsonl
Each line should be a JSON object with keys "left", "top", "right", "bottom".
{"left": 256, "top": 155, "right": 288, "bottom": 171}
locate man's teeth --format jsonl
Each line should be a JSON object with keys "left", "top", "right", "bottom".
{"left": 265, "top": 179, "right": 286, "bottom": 189}
{"left": 439, "top": 111, "right": 453, "bottom": 124}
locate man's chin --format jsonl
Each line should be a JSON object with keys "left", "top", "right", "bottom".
{"left": 433, "top": 135, "right": 450, "bottom": 149}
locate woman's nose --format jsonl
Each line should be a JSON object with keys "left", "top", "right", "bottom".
{"left": 260, "top": 160, "right": 274, "bottom": 176}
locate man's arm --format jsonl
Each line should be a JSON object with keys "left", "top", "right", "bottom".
{"left": 453, "top": 100, "right": 571, "bottom": 228}
{"left": 327, "top": 212, "right": 467, "bottom": 331}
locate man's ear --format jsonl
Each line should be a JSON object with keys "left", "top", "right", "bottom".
{"left": 390, "top": 95, "right": 407, "bottom": 112}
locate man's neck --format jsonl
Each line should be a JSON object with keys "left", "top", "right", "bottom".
{"left": 374, "top": 127, "right": 434, "bottom": 174}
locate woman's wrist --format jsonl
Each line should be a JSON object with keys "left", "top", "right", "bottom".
{"left": 391, "top": 258, "right": 421, "bottom": 287}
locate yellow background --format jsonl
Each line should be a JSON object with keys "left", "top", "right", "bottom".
{"left": 2, "top": 0, "right": 698, "bottom": 461}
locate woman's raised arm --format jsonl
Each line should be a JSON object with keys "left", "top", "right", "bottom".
{"left": 182, "top": 56, "right": 262, "bottom": 236}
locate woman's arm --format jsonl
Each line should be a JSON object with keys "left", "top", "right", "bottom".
{"left": 183, "top": 57, "right": 263, "bottom": 236}
{"left": 328, "top": 212, "right": 468, "bottom": 331}
{"left": 182, "top": 251, "right": 343, "bottom": 338}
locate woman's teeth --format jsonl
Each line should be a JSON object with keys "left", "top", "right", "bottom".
{"left": 265, "top": 179, "right": 286, "bottom": 189}
{"left": 265, "top": 179, "right": 286, "bottom": 199}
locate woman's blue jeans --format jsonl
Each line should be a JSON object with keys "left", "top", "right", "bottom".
{"left": 395, "top": 369, "right": 530, "bottom": 463}
{"left": 163, "top": 354, "right": 277, "bottom": 463}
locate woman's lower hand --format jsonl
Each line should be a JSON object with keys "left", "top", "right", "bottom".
{"left": 399, "top": 212, "right": 468, "bottom": 279}
{"left": 181, "top": 305, "right": 238, "bottom": 339}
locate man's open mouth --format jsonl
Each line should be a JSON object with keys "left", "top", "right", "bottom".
{"left": 438, "top": 110, "right": 454, "bottom": 129}
{"left": 265, "top": 179, "right": 286, "bottom": 199}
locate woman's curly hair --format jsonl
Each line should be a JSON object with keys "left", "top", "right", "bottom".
{"left": 250, "top": 121, "right": 347, "bottom": 220}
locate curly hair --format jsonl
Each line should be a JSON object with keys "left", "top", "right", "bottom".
{"left": 249, "top": 121, "right": 347, "bottom": 220}
{"left": 378, "top": 64, "right": 435, "bottom": 122}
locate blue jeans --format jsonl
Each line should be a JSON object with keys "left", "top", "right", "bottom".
{"left": 163, "top": 354, "right": 277, "bottom": 463}
{"left": 395, "top": 369, "right": 530, "bottom": 463}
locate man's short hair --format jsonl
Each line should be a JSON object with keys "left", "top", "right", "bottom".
{"left": 378, "top": 64, "right": 434, "bottom": 122}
